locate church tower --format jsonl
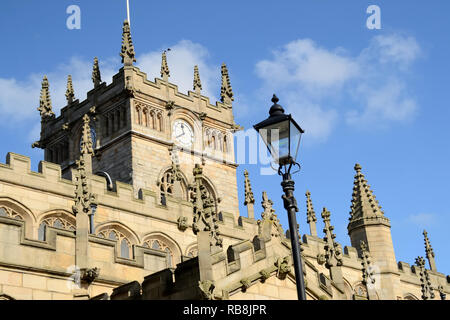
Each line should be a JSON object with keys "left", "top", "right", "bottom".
{"left": 32, "top": 20, "right": 241, "bottom": 219}
{"left": 347, "top": 164, "right": 401, "bottom": 299}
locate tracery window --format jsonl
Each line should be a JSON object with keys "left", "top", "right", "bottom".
{"left": 0, "top": 206, "right": 23, "bottom": 220}
{"left": 38, "top": 214, "right": 76, "bottom": 241}
{"left": 143, "top": 239, "right": 174, "bottom": 267}
{"left": 97, "top": 229, "right": 132, "bottom": 259}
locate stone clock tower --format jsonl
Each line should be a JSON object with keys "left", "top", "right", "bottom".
{"left": 33, "top": 21, "right": 242, "bottom": 219}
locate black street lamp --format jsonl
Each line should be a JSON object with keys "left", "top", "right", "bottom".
{"left": 254, "top": 94, "right": 306, "bottom": 300}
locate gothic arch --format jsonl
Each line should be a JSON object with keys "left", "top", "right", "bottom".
{"left": 201, "top": 175, "right": 220, "bottom": 203}
{"left": 0, "top": 197, "right": 36, "bottom": 238}
{"left": 343, "top": 278, "right": 354, "bottom": 300}
{"left": 0, "top": 293, "right": 15, "bottom": 300}
{"left": 156, "top": 166, "right": 189, "bottom": 201}
{"left": 403, "top": 293, "right": 419, "bottom": 300}
{"left": 95, "top": 221, "right": 139, "bottom": 259}
{"left": 185, "top": 242, "right": 198, "bottom": 258}
{"left": 95, "top": 221, "right": 139, "bottom": 244}
{"left": 142, "top": 232, "right": 183, "bottom": 266}
{"left": 37, "top": 209, "right": 76, "bottom": 240}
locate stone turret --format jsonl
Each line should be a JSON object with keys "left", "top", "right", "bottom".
{"left": 347, "top": 163, "right": 400, "bottom": 299}
{"left": 37, "top": 76, "right": 55, "bottom": 120}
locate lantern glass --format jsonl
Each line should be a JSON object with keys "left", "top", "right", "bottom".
{"left": 256, "top": 115, "right": 303, "bottom": 166}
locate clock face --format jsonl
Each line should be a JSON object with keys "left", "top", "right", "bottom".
{"left": 172, "top": 120, "right": 194, "bottom": 148}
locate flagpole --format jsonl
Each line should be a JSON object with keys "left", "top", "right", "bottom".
{"left": 127, "top": 0, "right": 131, "bottom": 26}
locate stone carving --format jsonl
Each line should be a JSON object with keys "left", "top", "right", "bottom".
{"left": 72, "top": 158, "right": 96, "bottom": 216}
{"left": 189, "top": 164, "right": 223, "bottom": 248}
{"left": 193, "top": 65, "right": 202, "bottom": 93}
{"left": 37, "top": 76, "right": 55, "bottom": 120}
{"left": 198, "top": 280, "right": 215, "bottom": 300}
{"left": 305, "top": 190, "right": 318, "bottom": 236}
{"left": 125, "top": 76, "right": 135, "bottom": 97}
{"left": 199, "top": 112, "right": 207, "bottom": 121}
{"left": 259, "top": 269, "right": 271, "bottom": 282}
{"left": 415, "top": 256, "right": 435, "bottom": 300}
{"left": 321, "top": 208, "right": 343, "bottom": 268}
{"left": 240, "top": 278, "right": 251, "bottom": 292}
{"left": 81, "top": 267, "right": 100, "bottom": 284}
{"left": 62, "top": 123, "right": 69, "bottom": 131}
{"left": 120, "top": 20, "right": 136, "bottom": 66}
{"left": 243, "top": 170, "right": 255, "bottom": 206}
{"left": 360, "top": 241, "right": 375, "bottom": 286}
{"left": 220, "top": 63, "right": 234, "bottom": 105}
{"left": 80, "top": 115, "right": 94, "bottom": 156}
{"left": 423, "top": 230, "right": 436, "bottom": 271}
{"left": 66, "top": 75, "right": 75, "bottom": 104}
{"left": 257, "top": 192, "right": 284, "bottom": 240}
{"left": 92, "top": 57, "right": 102, "bottom": 87}
{"left": 161, "top": 51, "right": 170, "bottom": 81}
{"left": 177, "top": 216, "right": 188, "bottom": 232}
{"left": 438, "top": 285, "right": 446, "bottom": 300}
{"left": 275, "top": 257, "right": 291, "bottom": 280}
{"left": 31, "top": 141, "right": 42, "bottom": 149}
{"left": 165, "top": 100, "right": 175, "bottom": 116}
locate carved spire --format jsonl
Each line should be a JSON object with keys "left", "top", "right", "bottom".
{"left": 305, "top": 191, "right": 318, "bottom": 236}
{"left": 65, "top": 75, "right": 75, "bottom": 104}
{"left": 161, "top": 51, "right": 170, "bottom": 81}
{"left": 92, "top": 57, "right": 102, "bottom": 88}
{"left": 193, "top": 65, "right": 202, "bottom": 94}
{"left": 243, "top": 170, "right": 255, "bottom": 219}
{"left": 243, "top": 170, "right": 255, "bottom": 206}
{"left": 220, "top": 63, "right": 234, "bottom": 105}
{"left": 423, "top": 230, "right": 437, "bottom": 271}
{"left": 321, "top": 208, "right": 343, "bottom": 268}
{"left": 258, "top": 192, "right": 284, "bottom": 240}
{"left": 189, "top": 164, "right": 223, "bottom": 248}
{"left": 72, "top": 158, "right": 96, "bottom": 216}
{"left": 360, "top": 241, "right": 375, "bottom": 286}
{"left": 415, "top": 256, "right": 435, "bottom": 300}
{"left": 80, "top": 114, "right": 94, "bottom": 156}
{"left": 120, "top": 20, "right": 136, "bottom": 66}
{"left": 349, "top": 164, "right": 390, "bottom": 230}
{"left": 37, "top": 76, "right": 55, "bottom": 119}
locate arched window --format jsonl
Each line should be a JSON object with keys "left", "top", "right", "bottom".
{"left": 0, "top": 206, "right": 23, "bottom": 220}
{"left": 38, "top": 212, "right": 76, "bottom": 241}
{"left": 150, "top": 110, "right": 156, "bottom": 129}
{"left": 143, "top": 108, "right": 149, "bottom": 127}
{"left": 97, "top": 228, "right": 133, "bottom": 259}
{"left": 143, "top": 239, "right": 174, "bottom": 268}
{"left": 223, "top": 135, "right": 228, "bottom": 154}
{"left": 157, "top": 113, "right": 163, "bottom": 132}
{"left": 136, "top": 106, "right": 142, "bottom": 125}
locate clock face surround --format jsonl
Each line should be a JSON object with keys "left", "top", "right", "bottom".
{"left": 172, "top": 119, "right": 194, "bottom": 148}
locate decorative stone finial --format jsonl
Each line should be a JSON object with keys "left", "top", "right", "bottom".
{"left": 161, "top": 51, "right": 170, "bottom": 81}
{"left": 120, "top": 20, "right": 136, "bottom": 66}
{"left": 423, "top": 230, "right": 437, "bottom": 271}
{"left": 80, "top": 114, "right": 94, "bottom": 156}
{"left": 193, "top": 65, "right": 202, "bottom": 93}
{"left": 243, "top": 170, "right": 255, "bottom": 206}
{"left": 258, "top": 192, "right": 284, "bottom": 240}
{"left": 321, "top": 208, "right": 343, "bottom": 268}
{"left": 415, "top": 256, "right": 435, "bottom": 300}
{"left": 348, "top": 163, "right": 390, "bottom": 230}
{"left": 92, "top": 57, "right": 102, "bottom": 88}
{"left": 189, "top": 164, "right": 223, "bottom": 248}
{"left": 37, "top": 76, "right": 55, "bottom": 120}
{"left": 360, "top": 241, "right": 376, "bottom": 287}
{"left": 66, "top": 75, "right": 75, "bottom": 104}
{"left": 305, "top": 191, "right": 318, "bottom": 236}
{"left": 72, "top": 158, "right": 96, "bottom": 216}
{"left": 220, "top": 63, "right": 234, "bottom": 105}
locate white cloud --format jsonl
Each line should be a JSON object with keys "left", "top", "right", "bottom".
{"left": 254, "top": 34, "right": 421, "bottom": 142}
{"left": 408, "top": 213, "right": 436, "bottom": 227}
{"left": 138, "top": 40, "right": 219, "bottom": 101}
{"left": 0, "top": 40, "right": 219, "bottom": 134}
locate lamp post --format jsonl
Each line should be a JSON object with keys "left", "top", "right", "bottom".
{"left": 254, "top": 94, "right": 306, "bottom": 300}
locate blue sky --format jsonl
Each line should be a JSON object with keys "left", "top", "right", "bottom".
{"left": 0, "top": 1, "right": 449, "bottom": 273}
